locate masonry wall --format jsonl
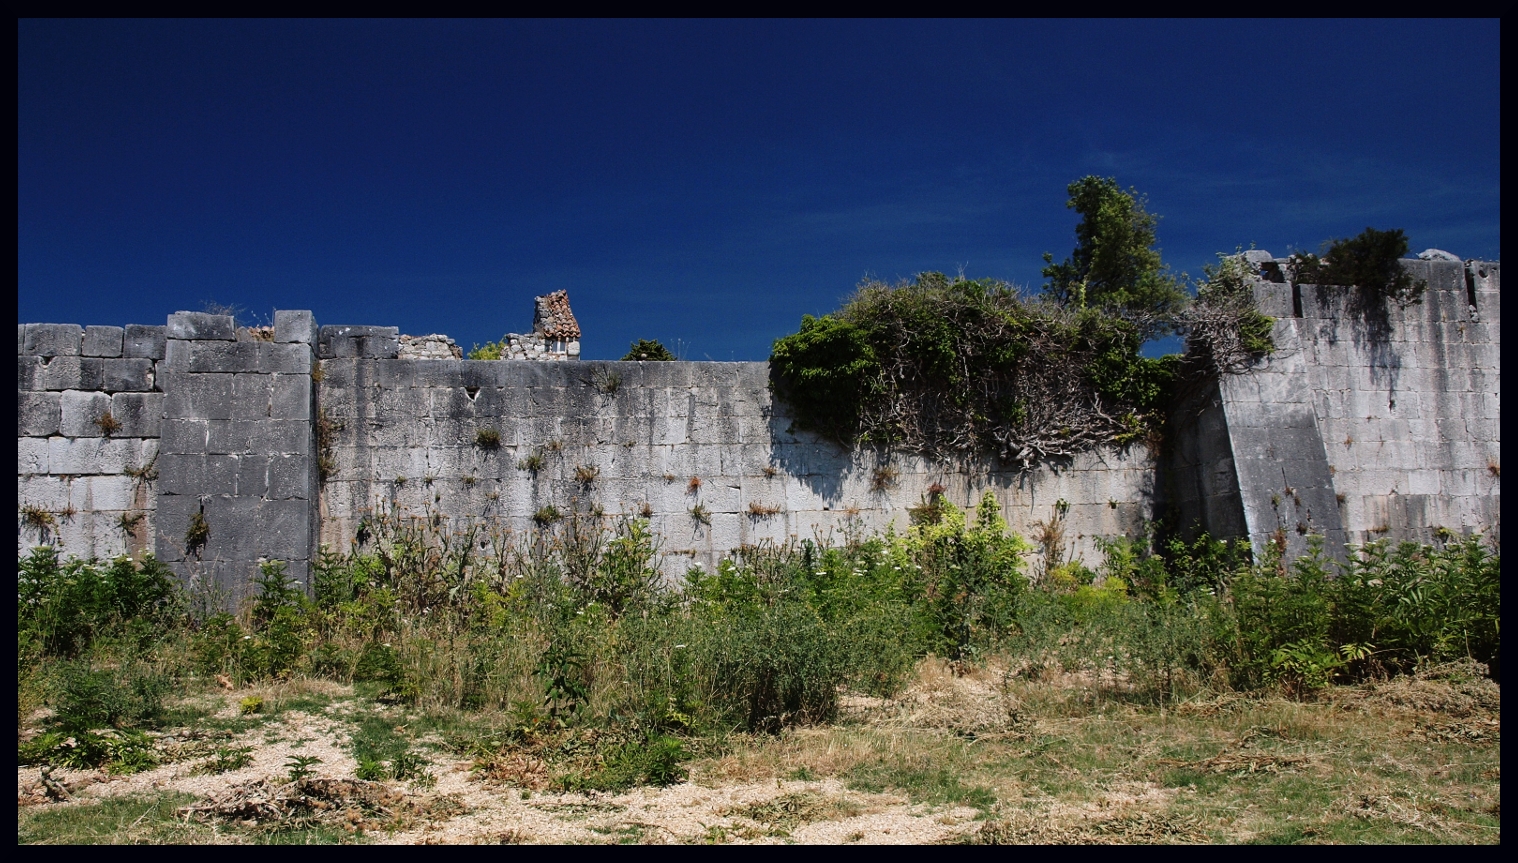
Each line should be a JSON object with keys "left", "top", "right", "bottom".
{"left": 18, "top": 323, "right": 164, "bottom": 559}
{"left": 1301, "top": 260, "right": 1501, "bottom": 546}
{"left": 18, "top": 257, "right": 1500, "bottom": 594}
{"left": 1170, "top": 259, "right": 1501, "bottom": 559}
{"left": 316, "top": 358, "right": 1155, "bottom": 579}
{"left": 152, "top": 311, "right": 319, "bottom": 602}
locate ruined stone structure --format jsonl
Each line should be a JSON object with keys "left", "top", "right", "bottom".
{"left": 496, "top": 290, "right": 582, "bottom": 361}
{"left": 18, "top": 258, "right": 1499, "bottom": 599}
{"left": 398, "top": 334, "right": 462, "bottom": 360}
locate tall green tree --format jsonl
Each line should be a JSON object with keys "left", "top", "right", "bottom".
{"left": 1042, "top": 177, "right": 1186, "bottom": 323}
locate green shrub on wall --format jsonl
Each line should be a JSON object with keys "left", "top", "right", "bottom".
{"left": 622, "top": 339, "right": 676, "bottom": 361}
{"left": 768, "top": 177, "right": 1208, "bottom": 464}
{"left": 1289, "top": 227, "right": 1428, "bottom": 307}
{"left": 769, "top": 273, "right": 1177, "bottom": 464}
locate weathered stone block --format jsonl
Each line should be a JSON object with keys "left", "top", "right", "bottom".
{"left": 156, "top": 453, "right": 204, "bottom": 496}
{"left": 261, "top": 343, "right": 312, "bottom": 374}
{"left": 73, "top": 474, "right": 137, "bottom": 513}
{"left": 18, "top": 437, "right": 49, "bottom": 475}
{"left": 167, "top": 312, "right": 235, "bottom": 341}
{"left": 207, "top": 454, "right": 243, "bottom": 495}
{"left": 23, "top": 324, "right": 82, "bottom": 357}
{"left": 410, "top": 360, "right": 464, "bottom": 388}
{"left": 124, "top": 325, "right": 167, "bottom": 359}
{"left": 314, "top": 357, "right": 356, "bottom": 390}
{"left": 317, "top": 326, "right": 400, "bottom": 359}
{"left": 267, "top": 453, "right": 312, "bottom": 500}
{"left": 77, "top": 358, "right": 107, "bottom": 391}
{"left": 83, "top": 326, "right": 124, "bottom": 358}
{"left": 152, "top": 494, "right": 201, "bottom": 562}
{"left": 271, "top": 375, "right": 312, "bottom": 420}
{"left": 102, "top": 358, "right": 154, "bottom": 392}
{"left": 188, "top": 342, "right": 261, "bottom": 373}
{"left": 164, "top": 373, "right": 234, "bottom": 420}
{"left": 48, "top": 437, "right": 146, "bottom": 475}
{"left": 274, "top": 310, "right": 318, "bottom": 344}
{"left": 60, "top": 390, "right": 113, "bottom": 437}
{"left": 252, "top": 420, "right": 311, "bottom": 456}
{"left": 108, "top": 392, "right": 165, "bottom": 438}
{"left": 236, "top": 454, "right": 273, "bottom": 497}
{"left": 162, "top": 339, "right": 193, "bottom": 370}
{"left": 160, "top": 418, "right": 208, "bottom": 454}
{"left": 231, "top": 374, "right": 272, "bottom": 420}
{"left": 17, "top": 355, "right": 39, "bottom": 391}
{"left": 29, "top": 356, "right": 81, "bottom": 391}
{"left": 199, "top": 419, "right": 246, "bottom": 455}
{"left": 18, "top": 392, "right": 61, "bottom": 437}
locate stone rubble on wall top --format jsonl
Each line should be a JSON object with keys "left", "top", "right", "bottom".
{"left": 1419, "top": 249, "right": 1462, "bottom": 262}
{"left": 398, "top": 334, "right": 463, "bottom": 360}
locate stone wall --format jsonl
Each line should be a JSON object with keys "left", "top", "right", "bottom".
{"left": 316, "top": 359, "right": 1155, "bottom": 579}
{"left": 1168, "top": 258, "right": 1501, "bottom": 559}
{"left": 1299, "top": 260, "right": 1500, "bottom": 546}
{"left": 152, "top": 311, "right": 318, "bottom": 601}
{"left": 18, "top": 323, "right": 163, "bottom": 559}
{"left": 17, "top": 256, "right": 1500, "bottom": 595}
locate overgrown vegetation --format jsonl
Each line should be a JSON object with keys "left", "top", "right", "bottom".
{"left": 1040, "top": 175, "right": 1187, "bottom": 325}
{"left": 770, "top": 181, "right": 1434, "bottom": 466}
{"left": 1289, "top": 227, "right": 1428, "bottom": 308}
{"left": 770, "top": 274, "right": 1178, "bottom": 463}
{"left": 467, "top": 336, "right": 509, "bottom": 360}
{"left": 1180, "top": 253, "right": 1277, "bottom": 374}
{"left": 19, "top": 505, "right": 1497, "bottom": 739}
{"left": 770, "top": 176, "right": 1196, "bottom": 463}
{"left": 16, "top": 503, "right": 1499, "bottom": 842}
{"left": 622, "top": 339, "right": 675, "bottom": 361}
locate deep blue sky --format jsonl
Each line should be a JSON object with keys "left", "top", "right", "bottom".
{"left": 19, "top": 20, "right": 1500, "bottom": 360}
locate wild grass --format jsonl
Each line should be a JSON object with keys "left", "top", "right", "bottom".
{"left": 16, "top": 499, "right": 1499, "bottom": 844}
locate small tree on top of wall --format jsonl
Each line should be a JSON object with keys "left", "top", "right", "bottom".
{"left": 1041, "top": 176, "right": 1188, "bottom": 333}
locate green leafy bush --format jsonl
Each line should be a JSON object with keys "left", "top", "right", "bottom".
{"left": 51, "top": 662, "right": 168, "bottom": 732}
{"left": 769, "top": 313, "right": 879, "bottom": 444}
{"left": 770, "top": 275, "right": 1177, "bottom": 462}
{"left": 1289, "top": 227, "right": 1428, "bottom": 307}
{"left": 16, "top": 493, "right": 1499, "bottom": 793}
{"left": 559, "top": 733, "right": 688, "bottom": 791}
{"left": 18, "top": 548, "right": 181, "bottom": 657}
{"left": 19, "top": 729, "right": 159, "bottom": 773}
{"left": 1181, "top": 253, "right": 1276, "bottom": 374}
{"left": 622, "top": 339, "right": 676, "bottom": 361}
{"left": 468, "top": 336, "right": 508, "bottom": 360}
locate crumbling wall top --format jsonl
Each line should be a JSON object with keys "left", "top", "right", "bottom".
{"left": 533, "top": 290, "right": 581, "bottom": 340}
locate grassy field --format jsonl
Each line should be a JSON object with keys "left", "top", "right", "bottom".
{"left": 16, "top": 504, "right": 1499, "bottom": 843}
{"left": 18, "top": 659, "right": 1499, "bottom": 844}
